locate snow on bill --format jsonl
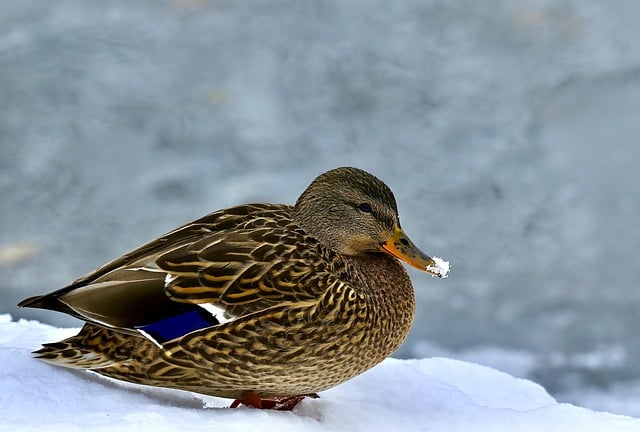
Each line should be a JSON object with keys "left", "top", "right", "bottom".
{"left": 427, "top": 256, "right": 450, "bottom": 278}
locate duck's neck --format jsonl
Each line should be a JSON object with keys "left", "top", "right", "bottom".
{"left": 345, "top": 253, "right": 416, "bottom": 355}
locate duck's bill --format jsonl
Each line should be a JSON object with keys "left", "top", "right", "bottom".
{"left": 379, "top": 227, "right": 450, "bottom": 278}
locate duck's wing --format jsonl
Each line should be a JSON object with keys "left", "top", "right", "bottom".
{"left": 20, "top": 203, "right": 344, "bottom": 345}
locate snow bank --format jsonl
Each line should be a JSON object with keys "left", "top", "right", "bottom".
{"left": 1, "top": 315, "right": 638, "bottom": 432}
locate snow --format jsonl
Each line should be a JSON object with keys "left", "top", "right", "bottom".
{"left": 2, "top": 315, "right": 639, "bottom": 432}
{"left": 427, "top": 256, "right": 450, "bottom": 279}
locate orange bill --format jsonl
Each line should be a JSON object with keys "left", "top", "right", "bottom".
{"left": 379, "top": 226, "right": 449, "bottom": 278}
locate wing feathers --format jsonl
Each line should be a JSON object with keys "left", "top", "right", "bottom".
{"left": 24, "top": 204, "right": 347, "bottom": 345}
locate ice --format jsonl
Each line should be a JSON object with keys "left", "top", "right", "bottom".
{"left": 2, "top": 315, "right": 639, "bottom": 432}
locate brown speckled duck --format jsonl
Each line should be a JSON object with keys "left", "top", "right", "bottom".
{"left": 19, "top": 167, "right": 449, "bottom": 410}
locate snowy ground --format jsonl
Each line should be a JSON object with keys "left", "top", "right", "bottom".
{"left": 2, "top": 0, "right": 640, "bottom": 418}
{"left": 2, "top": 315, "right": 639, "bottom": 432}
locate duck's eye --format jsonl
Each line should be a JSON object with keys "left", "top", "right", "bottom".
{"left": 357, "top": 203, "right": 373, "bottom": 213}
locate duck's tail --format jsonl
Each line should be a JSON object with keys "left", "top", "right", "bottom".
{"left": 33, "top": 323, "right": 151, "bottom": 370}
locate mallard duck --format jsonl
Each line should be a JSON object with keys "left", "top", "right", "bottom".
{"left": 19, "top": 167, "right": 449, "bottom": 410}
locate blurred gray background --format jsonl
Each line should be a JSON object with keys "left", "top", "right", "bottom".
{"left": 1, "top": 0, "right": 639, "bottom": 416}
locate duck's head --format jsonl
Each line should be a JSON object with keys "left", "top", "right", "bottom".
{"left": 293, "top": 167, "right": 447, "bottom": 278}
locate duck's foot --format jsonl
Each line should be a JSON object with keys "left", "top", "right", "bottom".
{"left": 230, "top": 392, "right": 319, "bottom": 411}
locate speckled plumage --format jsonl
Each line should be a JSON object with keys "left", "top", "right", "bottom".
{"left": 19, "top": 167, "right": 445, "bottom": 407}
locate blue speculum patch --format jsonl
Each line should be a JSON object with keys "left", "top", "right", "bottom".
{"left": 137, "top": 308, "right": 220, "bottom": 343}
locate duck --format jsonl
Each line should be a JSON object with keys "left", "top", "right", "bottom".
{"left": 18, "top": 167, "right": 449, "bottom": 410}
